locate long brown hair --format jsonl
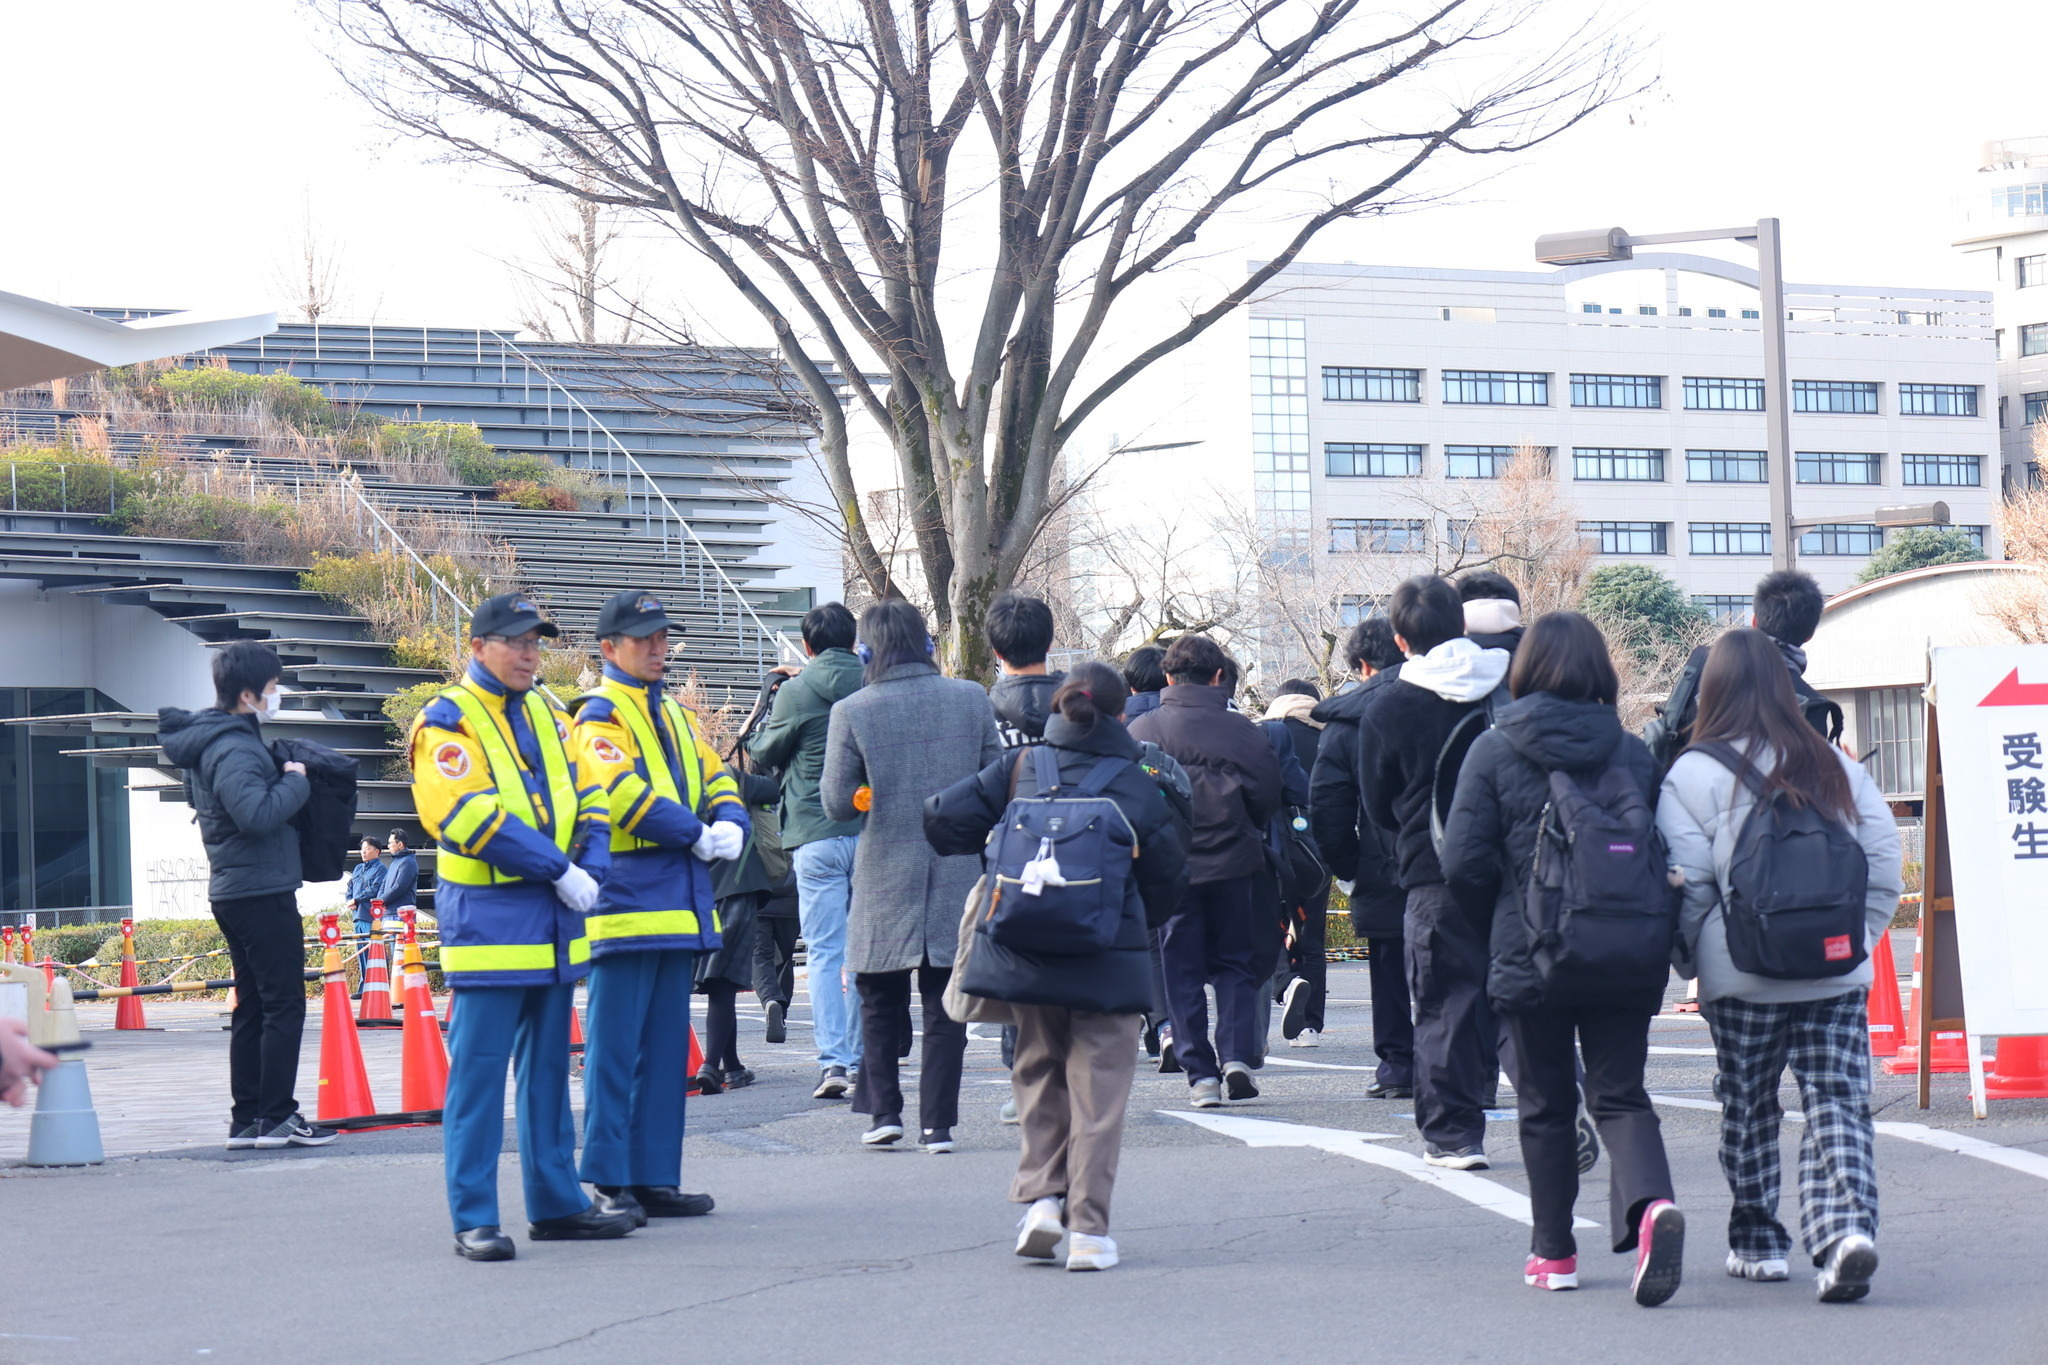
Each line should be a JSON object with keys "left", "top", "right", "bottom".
{"left": 1688, "top": 628, "right": 1854, "bottom": 822}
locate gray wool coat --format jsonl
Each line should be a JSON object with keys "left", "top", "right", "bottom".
{"left": 821, "top": 662, "right": 1002, "bottom": 974}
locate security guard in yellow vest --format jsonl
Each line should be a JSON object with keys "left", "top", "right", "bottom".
{"left": 570, "top": 589, "right": 747, "bottom": 1223}
{"left": 409, "top": 593, "right": 636, "bottom": 1262}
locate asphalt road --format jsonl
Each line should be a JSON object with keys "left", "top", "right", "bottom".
{"left": 3, "top": 960, "right": 2046, "bottom": 1365}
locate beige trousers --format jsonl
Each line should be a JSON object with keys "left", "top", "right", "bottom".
{"left": 1007, "top": 1005, "right": 1142, "bottom": 1236}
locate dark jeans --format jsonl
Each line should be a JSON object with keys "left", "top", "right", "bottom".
{"left": 212, "top": 891, "right": 308, "bottom": 1129}
{"left": 1159, "top": 874, "right": 1261, "bottom": 1083}
{"left": 1286, "top": 883, "right": 1330, "bottom": 1032}
{"left": 853, "top": 964, "right": 966, "bottom": 1132}
{"left": 1509, "top": 1002, "right": 1673, "bottom": 1260}
{"left": 751, "top": 913, "right": 798, "bottom": 1008}
{"left": 1404, "top": 883, "right": 1494, "bottom": 1153}
{"left": 1366, "top": 934, "right": 1415, "bottom": 1088}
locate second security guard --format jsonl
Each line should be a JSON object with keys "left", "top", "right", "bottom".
{"left": 571, "top": 589, "right": 748, "bottom": 1222}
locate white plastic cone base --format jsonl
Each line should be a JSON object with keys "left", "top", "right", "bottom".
{"left": 25, "top": 1058, "right": 104, "bottom": 1166}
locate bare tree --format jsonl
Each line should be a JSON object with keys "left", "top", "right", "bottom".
{"left": 514, "top": 189, "right": 650, "bottom": 343}
{"left": 274, "top": 195, "right": 345, "bottom": 324}
{"left": 316, "top": 0, "right": 1640, "bottom": 676}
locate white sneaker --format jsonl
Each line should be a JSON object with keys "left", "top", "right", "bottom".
{"left": 1189, "top": 1078, "right": 1223, "bottom": 1108}
{"left": 1422, "top": 1144, "right": 1488, "bottom": 1170}
{"left": 1067, "top": 1233, "right": 1119, "bottom": 1271}
{"left": 1015, "top": 1196, "right": 1065, "bottom": 1260}
{"left": 1726, "top": 1251, "right": 1790, "bottom": 1282}
{"left": 999, "top": 1097, "right": 1020, "bottom": 1125}
{"left": 1815, "top": 1234, "right": 1878, "bottom": 1303}
{"left": 1289, "top": 1029, "right": 1321, "bottom": 1049}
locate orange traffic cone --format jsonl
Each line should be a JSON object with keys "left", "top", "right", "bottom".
{"left": 1985, "top": 1035, "right": 2048, "bottom": 1100}
{"left": 314, "top": 915, "right": 378, "bottom": 1124}
{"left": 1886, "top": 933, "right": 1969, "bottom": 1075}
{"left": 686, "top": 1026, "right": 710, "bottom": 1095}
{"left": 114, "top": 917, "right": 148, "bottom": 1031}
{"left": 1866, "top": 931, "right": 1903, "bottom": 1058}
{"left": 396, "top": 938, "right": 449, "bottom": 1112}
{"left": 569, "top": 996, "right": 585, "bottom": 1052}
{"left": 357, "top": 906, "right": 395, "bottom": 1026}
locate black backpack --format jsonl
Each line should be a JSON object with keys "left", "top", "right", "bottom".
{"left": 1693, "top": 741, "right": 1868, "bottom": 979}
{"left": 984, "top": 746, "right": 1137, "bottom": 956}
{"left": 1521, "top": 763, "right": 1679, "bottom": 992}
{"left": 1429, "top": 691, "right": 1501, "bottom": 855}
{"left": 270, "top": 737, "right": 359, "bottom": 883}
{"left": 1646, "top": 647, "right": 1843, "bottom": 776}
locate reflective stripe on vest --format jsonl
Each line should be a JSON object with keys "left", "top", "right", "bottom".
{"left": 438, "top": 942, "right": 556, "bottom": 974}
{"left": 436, "top": 684, "right": 577, "bottom": 887}
{"left": 582, "top": 908, "right": 721, "bottom": 944}
{"left": 593, "top": 682, "right": 704, "bottom": 854}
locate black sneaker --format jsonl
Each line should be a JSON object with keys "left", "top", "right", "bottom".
{"left": 922, "top": 1127, "right": 955, "bottom": 1154}
{"left": 862, "top": 1113, "right": 905, "bottom": 1146}
{"left": 1422, "top": 1144, "right": 1488, "bottom": 1170}
{"left": 255, "top": 1113, "right": 338, "bottom": 1149}
{"left": 1157, "top": 1028, "right": 1182, "bottom": 1075}
{"left": 1365, "top": 1080, "right": 1414, "bottom": 1099}
{"left": 1279, "top": 977, "right": 1311, "bottom": 1041}
{"left": 764, "top": 1000, "right": 787, "bottom": 1044}
{"left": 1575, "top": 1108, "right": 1602, "bottom": 1174}
{"left": 814, "top": 1066, "right": 851, "bottom": 1099}
{"left": 694, "top": 1068, "right": 725, "bottom": 1095}
{"left": 722, "top": 1068, "right": 756, "bottom": 1090}
{"left": 226, "top": 1122, "right": 261, "bottom": 1151}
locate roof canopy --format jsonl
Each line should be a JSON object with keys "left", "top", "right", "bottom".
{"left": 0, "top": 290, "right": 275, "bottom": 390}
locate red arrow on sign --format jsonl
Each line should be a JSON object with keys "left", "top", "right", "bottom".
{"left": 1979, "top": 669, "right": 2048, "bottom": 707}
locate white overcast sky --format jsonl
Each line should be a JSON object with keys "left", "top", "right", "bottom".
{"left": 4, "top": 0, "right": 2045, "bottom": 334}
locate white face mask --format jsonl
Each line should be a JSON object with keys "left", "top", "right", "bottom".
{"left": 257, "top": 685, "right": 284, "bottom": 721}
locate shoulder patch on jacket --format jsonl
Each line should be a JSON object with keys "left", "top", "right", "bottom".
{"left": 575, "top": 695, "right": 618, "bottom": 724}
{"left": 421, "top": 696, "right": 465, "bottom": 732}
{"left": 431, "top": 741, "right": 472, "bottom": 780}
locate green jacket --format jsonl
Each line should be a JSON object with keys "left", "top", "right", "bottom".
{"left": 744, "top": 647, "right": 866, "bottom": 849}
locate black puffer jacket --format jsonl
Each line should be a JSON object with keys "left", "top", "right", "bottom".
{"left": 923, "top": 712, "right": 1189, "bottom": 1013}
{"left": 1308, "top": 667, "right": 1405, "bottom": 936}
{"left": 1128, "top": 683, "right": 1282, "bottom": 884}
{"left": 1438, "top": 692, "right": 1664, "bottom": 1014}
{"left": 159, "top": 707, "right": 309, "bottom": 901}
{"left": 991, "top": 671, "right": 1065, "bottom": 748}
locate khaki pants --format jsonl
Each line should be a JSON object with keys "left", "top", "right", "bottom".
{"left": 1008, "top": 1006, "right": 1142, "bottom": 1236}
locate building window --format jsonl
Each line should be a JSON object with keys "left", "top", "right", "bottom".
{"left": 1322, "top": 366, "right": 1420, "bottom": 403}
{"left": 1694, "top": 594, "right": 1752, "bottom": 622}
{"left": 2023, "top": 323, "right": 2048, "bottom": 357}
{"left": 1859, "top": 685, "right": 1926, "bottom": 798}
{"left": 1686, "top": 449, "right": 1768, "bottom": 483}
{"left": 1677, "top": 307, "right": 1693, "bottom": 317}
{"left": 1799, "top": 523, "right": 1884, "bottom": 556}
{"left": 1444, "top": 445, "right": 1516, "bottom": 479}
{"left": 1336, "top": 595, "right": 1384, "bottom": 625}
{"left": 1690, "top": 522, "right": 1771, "bottom": 556}
{"left": 1325, "top": 442, "right": 1423, "bottom": 478}
{"left": 1639, "top": 306, "right": 1658, "bottom": 316}
{"left": 1684, "top": 376, "right": 1765, "bottom": 410}
{"left": 2028, "top": 392, "right": 2048, "bottom": 425}
{"left": 1993, "top": 183, "right": 2048, "bottom": 217}
{"left": 1958, "top": 525, "right": 1988, "bottom": 548}
{"left": 1898, "top": 383, "right": 1980, "bottom": 417}
{"left": 1741, "top": 308, "right": 1761, "bottom": 319}
{"left": 1792, "top": 379, "right": 1881, "bottom": 414}
{"left": 1251, "top": 318, "right": 1310, "bottom": 516}
{"left": 1581, "top": 302, "right": 1603, "bottom": 314}
{"left": 1442, "top": 370, "right": 1548, "bottom": 405}
{"left": 1329, "top": 518, "right": 1427, "bottom": 553}
{"left": 1902, "top": 453, "right": 1982, "bottom": 487}
{"left": 1796, "top": 452, "right": 1882, "bottom": 485}
{"left": 1570, "top": 373, "right": 1662, "bottom": 408}
{"left": 1445, "top": 518, "right": 1481, "bottom": 555}
{"left": 1572, "top": 448, "right": 1665, "bottom": 481}
{"left": 2020, "top": 254, "right": 2047, "bottom": 289}
{"left": 1707, "top": 308, "right": 1728, "bottom": 318}
{"left": 1580, "top": 521, "right": 1668, "bottom": 554}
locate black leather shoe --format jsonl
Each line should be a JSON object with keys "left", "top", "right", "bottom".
{"left": 593, "top": 1186, "right": 649, "bottom": 1227}
{"left": 764, "top": 1000, "right": 787, "bottom": 1044}
{"left": 454, "top": 1226, "right": 516, "bottom": 1261}
{"left": 631, "top": 1186, "right": 715, "bottom": 1218}
{"left": 528, "top": 1205, "right": 636, "bottom": 1240}
{"left": 1365, "top": 1080, "right": 1414, "bottom": 1099}
{"left": 693, "top": 1067, "right": 724, "bottom": 1095}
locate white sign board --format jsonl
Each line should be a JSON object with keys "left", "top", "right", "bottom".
{"left": 1931, "top": 645, "right": 2048, "bottom": 1038}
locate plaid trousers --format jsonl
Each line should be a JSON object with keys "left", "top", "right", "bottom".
{"left": 1700, "top": 990, "right": 1878, "bottom": 1265}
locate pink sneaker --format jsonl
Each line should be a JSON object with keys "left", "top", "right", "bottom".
{"left": 1525, "top": 1254, "right": 1579, "bottom": 1291}
{"left": 1631, "top": 1199, "right": 1686, "bottom": 1307}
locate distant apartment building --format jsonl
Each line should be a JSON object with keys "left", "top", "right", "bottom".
{"left": 1956, "top": 136, "right": 2048, "bottom": 478}
{"left": 1248, "top": 255, "right": 2000, "bottom": 623}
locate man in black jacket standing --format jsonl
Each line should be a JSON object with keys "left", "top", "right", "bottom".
{"left": 1309, "top": 618, "right": 1412, "bottom": 1097}
{"left": 1356, "top": 577, "right": 1510, "bottom": 1170}
{"left": 159, "top": 641, "right": 335, "bottom": 1151}
{"left": 1128, "top": 634, "right": 1283, "bottom": 1108}
{"left": 987, "top": 592, "right": 1064, "bottom": 750}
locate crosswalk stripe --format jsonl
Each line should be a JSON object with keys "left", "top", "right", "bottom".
{"left": 1163, "top": 1110, "right": 1598, "bottom": 1229}
{"left": 1650, "top": 1095, "right": 2048, "bottom": 1184}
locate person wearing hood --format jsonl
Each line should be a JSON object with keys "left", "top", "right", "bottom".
{"left": 1261, "top": 680, "right": 1328, "bottom": 1045}
{"left": 1120, "top": 645, "right": 1166, "bottom": 722}
{"left": 1356, "top": 575, "right": 1510, "bottom": 1169}
{"left": 987, "top": 591, "right": 1065, "bottom": 749}
{"left": 1458, "top": 571, "right": 1525, "bottom": 656}
{"left": 1439, "top": 611, "right": 1683, "bottom": 1305}
{"left": 159, "top": 640, "right": 330, "bottom": 1152}
{"left": 1309, "top": 617, "right": 1412, "bottom": 1096}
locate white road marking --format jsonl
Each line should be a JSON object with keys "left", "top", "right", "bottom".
{"left": 1164, "top": 1109, "right": 1597, "bottom": 1229}
{"left": 1260, "top": 1057, "right": 1380, "bottom": 1072}
{"left": 1647, "top": 1046, "right": 1719, "bottom": 1056}
{"left": 1651, "top": 1095, "right": 2048, "bottom": 1185}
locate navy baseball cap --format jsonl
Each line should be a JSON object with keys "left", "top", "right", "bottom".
{"left": 469, "top": 592, "right": 559, "bottom": 640}
{"left": 596, "top": 589, "right": 680, "bottom": 640}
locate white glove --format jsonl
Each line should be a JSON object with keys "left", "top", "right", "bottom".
{"left": 708, "top": 820, "right": 746, "bottom": 861}
{"left": 1335, "top": 879, "right": 1356, "bottom": 897}
{"left": 553, "top": 863, "right": 601, "bottom": 915}
{"left": 689, "top": 824, "right": 720, "bottom": 862}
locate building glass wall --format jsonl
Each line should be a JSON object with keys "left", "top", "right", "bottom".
{"left": 1, "top": 688, "right": 132, "bottom": 913}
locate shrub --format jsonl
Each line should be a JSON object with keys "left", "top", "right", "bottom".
{"left": 384, "top": 678, "right": 448, "bottom": 734}
{"left": 392, "top": 625, "right": 465, "bottom": 672}
{"left": 0, "top": 445, "right": 145, "bottom": 514}
{"left": 494, "top": 479, "right": 577, "bottom": 511}
{"left": 1580, "top": 564, "right": 1710, "bottom": 655}
{"left": 300, "top": 549, "right": 493, "bottom": 638}
{"left": 1857, "top": 527, "right": 1987, "bottom": 583}
{"left": 155, "top": 367, "right": 337, "bottom": 431}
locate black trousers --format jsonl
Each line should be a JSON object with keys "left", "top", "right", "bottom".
{"left": 853, "top": 964, "right": 966, "bottom": 1132}
{"left": 1366, "top": 934, "right": 1415, "bottom": 1088}
{"left": 1404, "top": 884, "right": 1495, "bottom": 1153}
{"left": 1285, "top": 883, "right": 1330, "bottom": 1031}
{"left": 751, "top": 913, "right": 798, "bottom": 1008}
{"left": 1508, "top": 1002, "right": 1673, "bottom": 1260}
{"left": 1158, "top": 874, "right": 1261, "bottom": 1082}
{"left": 212, "top": 890, "right": 308, "bottom": 1129}
{"left": 701, "top": 980, "right": 742, "bottom": 1072}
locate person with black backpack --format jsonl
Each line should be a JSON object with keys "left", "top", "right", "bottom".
{"left": 1657, "top": 628, "right": 1901, "bottom": 1305}
{"left": 1440, "top": 612, "right": 1684, "bottom": 1306}
{"left": 923, "top": 662, "right": 1190, "bottom": 1272}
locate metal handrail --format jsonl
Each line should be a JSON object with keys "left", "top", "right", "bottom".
{"left": 334, "top": 470, "right": 475, "bottom": 624}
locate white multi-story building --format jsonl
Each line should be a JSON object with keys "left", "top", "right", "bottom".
{"left": 1247, "top": 254, "right": 2000, "bottom": 623}
{"left": 1956, "top": 137, "right": 2048, "bottom": 475}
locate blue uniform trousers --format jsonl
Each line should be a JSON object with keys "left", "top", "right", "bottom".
{"left": 443, "top": 982, "right": 588, "bottom": 1232}
{"left": 578, "top": 948, "right": 697, "bottom": 1188}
